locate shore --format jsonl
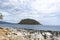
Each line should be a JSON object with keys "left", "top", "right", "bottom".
{"left": 0, "top": 26, "right": 60, "bottom": 40}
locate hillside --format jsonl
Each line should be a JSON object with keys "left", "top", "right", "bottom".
{"left": 18, "top": 19, "right": 42, "bottom": 25}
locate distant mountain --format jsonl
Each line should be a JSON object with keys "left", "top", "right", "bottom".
{"left": 0, "top": 21, "right": 13, "bottom": 24}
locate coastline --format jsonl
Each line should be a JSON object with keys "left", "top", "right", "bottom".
{"left": 0, "top": 26, "right": 60, "bottom": 40}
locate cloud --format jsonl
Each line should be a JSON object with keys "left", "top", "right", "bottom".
{"left": 31, "top": 0, "right": 60, "bottom": 13}
{"left": 0, "top": 0, "right": 60, "bottom": 25}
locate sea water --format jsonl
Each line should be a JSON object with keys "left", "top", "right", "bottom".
{"left": 0, "top": 24, "right": 60, "bottom": 31}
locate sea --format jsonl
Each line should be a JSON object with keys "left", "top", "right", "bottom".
{"left": 0, "top": 23, "right": 60, "bottom": 31}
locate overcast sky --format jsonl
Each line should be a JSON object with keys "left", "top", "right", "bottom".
{"left": 0, "top": 0, "right": 60, "bottom": 25}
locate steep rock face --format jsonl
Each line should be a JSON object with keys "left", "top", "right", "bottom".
{"left": 18, "top": 19, "right": 42, "bottom": 25}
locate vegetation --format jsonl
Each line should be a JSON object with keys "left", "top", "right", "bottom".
{"left": 0, "top": 13, "right": 3, "bottom": 19}
{"left": 18, "top": 19, "right": 42, "bottom": 25}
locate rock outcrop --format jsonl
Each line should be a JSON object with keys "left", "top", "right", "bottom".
{"left": 0, "top": 27, "right": 60, "bottom": 40}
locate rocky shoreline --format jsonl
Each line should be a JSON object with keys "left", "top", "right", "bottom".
{"left": 0, "top": 27, "right": 60, "bottom": 40}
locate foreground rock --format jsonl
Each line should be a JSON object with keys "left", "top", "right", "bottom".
{"left": 0, "top": 27, "right": 60, "bottom": 40}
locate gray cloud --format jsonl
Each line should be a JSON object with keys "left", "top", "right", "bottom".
{"left": 0, "top": 0, "right": 60, "bottom": 25}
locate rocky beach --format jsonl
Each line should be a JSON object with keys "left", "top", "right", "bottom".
{"left": 0, "top": 26, "right": 60, "bottom": 40}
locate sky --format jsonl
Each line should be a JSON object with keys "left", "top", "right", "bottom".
{"left": 0, "top": 0, "right": 60, "bottom": 25}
